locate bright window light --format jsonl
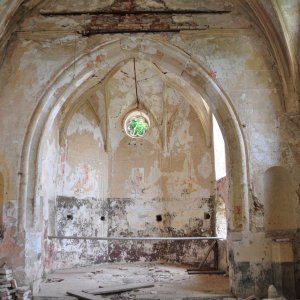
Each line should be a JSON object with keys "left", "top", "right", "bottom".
{"left": 213, "top": 115, "right": 226, "bottom": 180}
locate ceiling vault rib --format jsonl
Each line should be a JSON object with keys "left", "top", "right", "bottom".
{"left": 162, "top": 80, "right": 168, "bottom": 155}
{"left": 103, "top": 82, "right": 109, "bottom": 153}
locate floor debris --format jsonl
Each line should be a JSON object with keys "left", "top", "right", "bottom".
{"left": 36, "top": 262, "right": 231, "bottom": 299}
{"left": 0, "top": 264, "right": 26, "bottom": 300}
{"left": 46, "top": 278, "right": 64, "bottom": 283}
{"left": 16, "top": 286, "right": 32, "bottom": 300}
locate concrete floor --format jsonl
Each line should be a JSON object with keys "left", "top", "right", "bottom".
{"left": 35, "top": 262, "right": 232, "bottom": 300}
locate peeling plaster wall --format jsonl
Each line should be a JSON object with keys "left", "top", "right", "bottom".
{"left": 53, "top": 102, "right": 108, "bottom": 269}
{"left": 58, "top": 103, "right": 107, "bottom": 199}
{"left": 50, "top": 60, "right": 215, "bottom": 268}
{"left": 0, "top": 0, "right": 299, "bottom": 297}
{"left": 107, "top": 62, "right": 214, "bottom": 265}
{"left": 36, "top": 119, "right": 60, "bottom": 277}
{"left": 54, "top": 196, "right": 109, "bottom": 269}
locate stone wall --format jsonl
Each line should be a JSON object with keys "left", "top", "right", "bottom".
{"left": 47, "top": 62, "right": 216, "bottom": 268}
{"left": 54, "top": 196, "right": 215, "bottom": 269}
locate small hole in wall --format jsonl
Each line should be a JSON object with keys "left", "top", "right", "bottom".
{"left": 67, "top": 214, "right": 73, "bottom": 220}
{"left": 100, "top": 216, "right": 105, "bottom": 221}
{"left": 204, "top": 212, "right": 211, "bottom": 220}
{"left": 156, "top": 215, "right": 162, "bottom": 222}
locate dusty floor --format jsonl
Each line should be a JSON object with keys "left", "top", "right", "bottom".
{"left": 35, "top": 262, "right": 231, "bottom": 299}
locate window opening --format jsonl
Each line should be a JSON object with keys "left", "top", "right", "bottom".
{"left": 212, "top": 115, "right": 226, "bottom": 180}
{"left": 124, "top": 110, "right": 150, "bottom": 138}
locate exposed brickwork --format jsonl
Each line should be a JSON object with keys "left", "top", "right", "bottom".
{"left": 82, "top": 13, "right": 212, "bottom": 35}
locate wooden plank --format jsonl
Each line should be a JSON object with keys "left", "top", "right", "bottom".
{"left": 83, "top": 283, "right": 154, "bottom": 295}
{"left": 66, "top": 291, "right": 104, "bottom": 300}
{"left": 187, "top": 270, "right": 225, "bottom": 275}
{"left": 34, "top": 297, "right": 78, "bottom": 300}
{"left": 214, "top": 238, "right": 219, "bottom": 270}
{"left": 49, "top": 236, "right": 222, "bottom": 241}
{"left": 198, "top": 240, "right": 217, "bottom": 269}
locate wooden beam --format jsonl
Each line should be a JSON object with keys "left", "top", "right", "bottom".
{"left": 82, "top": 283, "right": 154, "bottom": 295}
{"left": 197, "top": 240, "right": 217, "bottom": 269}
{"left": 48, "top": 236, "right": 223, "bottom": 241}
{"left": 66, "top": 291, "right": 104, "bottom": 300}
{"left": 40, "top": 10, "right": 232, "bottom": 17}
{"left": 187, "top": 270, "right": 225, "bottom": 274}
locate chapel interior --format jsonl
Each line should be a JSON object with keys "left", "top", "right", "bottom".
{"left": 0, "top": 1, "right": 299, "bottom": 299}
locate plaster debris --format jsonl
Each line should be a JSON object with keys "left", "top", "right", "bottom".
{"left": 45, "top": 278, "right": 64, "bottom": 283}
{"left": 37, "top": 262, "right": 231, "bottom": 299}
{"left": 268, "top": 285, "right": 278, "bottom": 298}
{"left": 15, "top": 286, "right": 32, "bottom": 300}
{"left": 0, "top": 265, "right": 17, "bottom": 300}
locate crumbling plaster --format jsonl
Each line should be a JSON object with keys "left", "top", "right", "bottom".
{"left": 0, "top": 35, "right": 249, "bottom": 292}
{"left": 41, "top": 59, "right": 216, "bottom": 270}
{"left": 0, "top": 33, "right": 251, "bottom": 294}
{"left": 0, "top": 0, "right": 297, "bottom": 112}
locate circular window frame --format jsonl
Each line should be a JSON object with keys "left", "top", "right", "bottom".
{"left": 123, "top": 110, "right": 150, "bottom": 138}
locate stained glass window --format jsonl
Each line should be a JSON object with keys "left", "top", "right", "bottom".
{"left": 124, "top": 111, "right": 150, "bottom": 138}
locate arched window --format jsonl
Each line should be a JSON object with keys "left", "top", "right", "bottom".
{"left": 212, "top": 115, "right": 226, "bottom": 180}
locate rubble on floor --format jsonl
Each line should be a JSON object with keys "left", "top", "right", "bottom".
{"left": 35, "top": 262, "right": 231, "bottom": 300}
{"left": 16, "top": 286, "right": 32, "bottom": 300}
{"left": 0, "top": 264, "right": 17, "bottom": 300}
{"left": 0, "top": 264, "right": 32, "bottom": 300}
{"left": 260, "top": 285, "right": 287, "bottom": 300}
{"left": 34, "top": 263, "right": 290, "bottom": 300}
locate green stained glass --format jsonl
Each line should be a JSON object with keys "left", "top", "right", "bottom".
{"left": 124, "top": 110, "right": 150, "bottom": 138}
{"left": 127, "top": 117, "right": 149, "bottom": 137}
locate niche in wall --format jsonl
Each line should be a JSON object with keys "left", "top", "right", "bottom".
{"left": 264, "top": 166, "right": 297, "bottom": 234}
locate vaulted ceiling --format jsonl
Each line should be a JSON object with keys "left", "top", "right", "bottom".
{"left": 0, "top": 0, "right": 299, "bottom": 113}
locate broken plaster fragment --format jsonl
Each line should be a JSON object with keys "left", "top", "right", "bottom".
{"left": 45, "top": 278, "right": 64, "bottom": 283}
{"left": 268, "top": 285, "right": 278, "bottom": 298}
